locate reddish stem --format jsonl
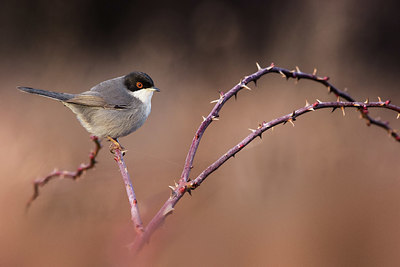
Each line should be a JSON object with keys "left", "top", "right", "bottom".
{"left": 113, "top": 147, "right": 144, "bottom": 234}
{"left": 26, "top": 136, "right": 101, "bottom": 209}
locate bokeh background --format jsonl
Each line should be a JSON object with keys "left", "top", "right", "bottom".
{"left": 1, "top": 0, "right": 400, "bottom": 266}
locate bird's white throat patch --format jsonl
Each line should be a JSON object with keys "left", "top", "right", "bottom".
{"left": 130, "top": 89, "right": 154, "bottom": 105}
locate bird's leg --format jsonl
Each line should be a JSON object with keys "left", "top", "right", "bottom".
{"left": 107, "top": 136, "right": 127, "bottom": 155}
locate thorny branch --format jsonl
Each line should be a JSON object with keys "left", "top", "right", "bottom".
{"left": 26, "top": 136, "right": 101, "bottom": 209}
{"left": 130, "top": 63, "right": 400, "bottom": 253}
{"left": 188, "top": 100, "right": 400, "bottom": 190}
{"left": 180, "top": 63, "right": 400, "bottom": 186}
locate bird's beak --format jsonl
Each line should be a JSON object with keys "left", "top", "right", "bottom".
{"left": 149, "top": 87, "right": 160, "bottom": 92}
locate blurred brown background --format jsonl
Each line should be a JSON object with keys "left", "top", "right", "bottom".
{"left": 2, "top": 0, "right": 400, "bottom": 266}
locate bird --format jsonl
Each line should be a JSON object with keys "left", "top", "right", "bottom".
{"left": 18, "top": 71, "right": 160, "bottom": 150}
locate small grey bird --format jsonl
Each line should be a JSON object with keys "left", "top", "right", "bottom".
{"left": 18, "top": 71, "right": 159, "bottom": 147}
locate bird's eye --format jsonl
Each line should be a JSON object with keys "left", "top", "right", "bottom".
{"left": 136, "top": 82, "right": 143, "bottom": 89}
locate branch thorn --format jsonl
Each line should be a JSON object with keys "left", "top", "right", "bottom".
{"left": 163, "top": 204, "right": 175, "bottom": 216}
{"left": 306, "top": 99, "right": 315, "bottom": 111}
{"left": 168, "top": 185, "right": 176, "bottom": 191}
{"left": 266, "top": 62, "right": 275, "bottom": 70}
{"left": 341, "top": 106, "right": 346, "bottom": 116}
{"left": 211, "top": 91, "right": 226, "bottom": 103}
{"left": 241, "top": 84, "right": 252, "bottom": 90}
{"left": 256, "top": 62, "right": 262, "bottom": 71}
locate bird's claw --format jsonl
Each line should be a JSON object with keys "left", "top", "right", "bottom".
{"left": 107, "top": 136, "right": 127, "bottom": 155}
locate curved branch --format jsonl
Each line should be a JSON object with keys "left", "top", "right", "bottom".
{"left": 179, "top": 64, "right": 400, "bottom": 186}
{"left": 26, "top": 136, "right": 101, "bottom": 209}
{"left": 131, "top": 100, "right": 400, "bottom": 253}
{"left": 189, "top": 100, "right": 400, "bottom": 189}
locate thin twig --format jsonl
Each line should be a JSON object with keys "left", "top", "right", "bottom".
{"left": 26, "top": 136, "right": 101, "bottom": 209}
{"left": 113, "top": 147, "right": 144, "bottom": 234}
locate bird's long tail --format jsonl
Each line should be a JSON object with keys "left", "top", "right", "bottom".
{"left": 17, "top": 86, "right": 75, "bottom": 101}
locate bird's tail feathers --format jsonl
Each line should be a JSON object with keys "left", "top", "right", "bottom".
{"left": 17, "top": 86, "right": 75, "bottom": 101}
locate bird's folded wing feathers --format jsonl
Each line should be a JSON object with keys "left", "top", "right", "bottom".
{"left": 65, "top": 95, "right": 128, "bottom": 109}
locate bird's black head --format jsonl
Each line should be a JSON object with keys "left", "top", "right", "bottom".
{"left": 124, "top": 72, "right": 155, "bottom": 92}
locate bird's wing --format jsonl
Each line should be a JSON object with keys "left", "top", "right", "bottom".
{"left": 65, "top": 93, "right": 129, "bottom": 109}
{"left": 89, "top": 76, "right": 134, "bottom": 108}
{"left": 66, "top": 76, "right": 135, "bottom": 109}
